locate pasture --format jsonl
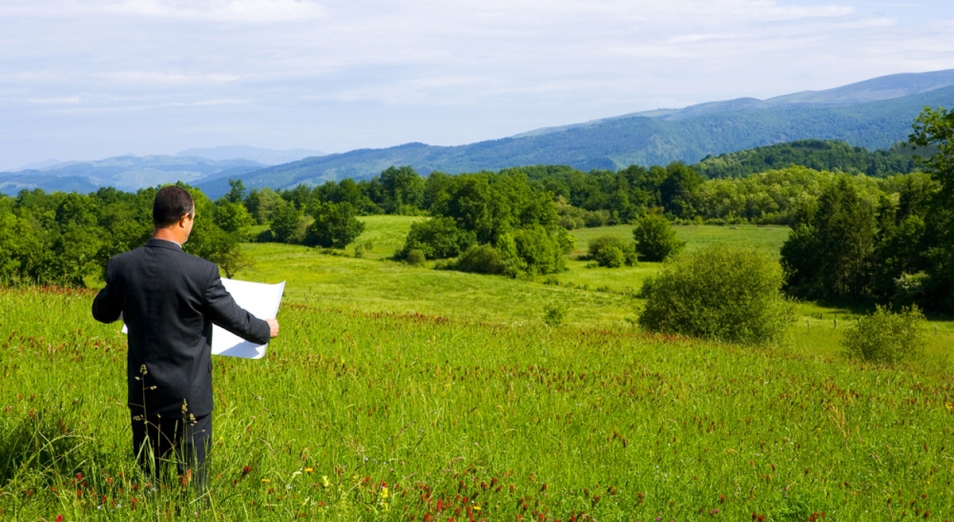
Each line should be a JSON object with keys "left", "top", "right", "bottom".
{"left": 2, "top": 218, "right": 953, "bottom": 521}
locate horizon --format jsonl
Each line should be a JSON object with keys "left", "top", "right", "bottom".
{"left": 3, "top": 0, "right": 954, "bottom": 171}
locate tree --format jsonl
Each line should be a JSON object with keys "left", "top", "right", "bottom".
{"left": 245, "top": 188, "right": 285, "bottom": 224}
{"left": 372, "top": 166, "right": 425, "bottom": 214}
{"left": 399, "top": 216, "right": 476, "bottom": 260}
{"left": 909, "top": 106, "right": 954, "bottom": 312}
{"left": 638, "top": 243, "right": 795, "bottom": 346}
{"left": 304, "top": 202, "right": 365, "bottom": 249}
{"left": 633, "top": 214, "right": 684, "bottom": 262}
{"left": 224, "top": 178, "right": 246, "bottom": 204}
{"left": 780, "top": 178, "right": 878, "bottom": 301}
{"left": 269, "top": 201, "right": 304, "bottom": 243}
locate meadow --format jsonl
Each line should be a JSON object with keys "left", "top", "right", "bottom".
{"left": 2, "top": 217, "right": 954, "bottom": 521}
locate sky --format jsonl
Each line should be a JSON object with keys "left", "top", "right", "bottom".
{"left": 2, "top": 0, "right": 954, "bottom": 171}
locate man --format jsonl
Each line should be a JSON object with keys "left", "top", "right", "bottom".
{"left": 92, "top": 185, "right": 279, "bottom": 488}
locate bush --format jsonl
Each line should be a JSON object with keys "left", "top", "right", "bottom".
{"left": 841, "top": 305, "right": 926, "bottom": 363}
{"left": 405, "top": 249, "right": 426, "bottom": 266}
{"left": 507, "top": 225, "right": 573, "bottom": 277}
{"left": 543, "top": 301, "right": 568, "bottom": 326}
{"left": 588, "top": 235, "right": 637, "bottom": 267}
{"left": 595, "top": 245, "right": 625, "bottom": 268}
{"left": 633, "top": 214, "right": 685, "bottom": 262}
{"left": 456, "top": 244, "right": 509, "bottom": 275}
{"left": 638, "top": 243, "right": 795, "bottom": 345}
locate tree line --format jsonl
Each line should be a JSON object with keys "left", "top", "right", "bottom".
{"left": 0, "top": 185, "right": 254, "bottom": 287}
{"left": 1, "top": 109, "right": 951, "bottom": 313}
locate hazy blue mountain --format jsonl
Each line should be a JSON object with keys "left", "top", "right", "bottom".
{"left": 0, "top": 155, "right": 266, "bottom": 195}
{"left": 175, "top": 146, "right": 324, "bottom": 165}
{"left": 517, "top": 69, "right": 954, "bottom": 134}
{"left": 219, "top": 78, "right": 954, "bottom": 195}
{"left": 6, "top": 69, "right": 954, "bottom": 198}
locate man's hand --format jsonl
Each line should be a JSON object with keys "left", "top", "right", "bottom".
{"left": 266, "top": 318, "right": 279, "bottom": 338}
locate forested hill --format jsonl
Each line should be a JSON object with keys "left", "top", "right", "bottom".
{"left": 694, "top": 140, "right": 929, "bottom": 179}
{"left": 213, "top": 83, "right": 954, "bottom": 194}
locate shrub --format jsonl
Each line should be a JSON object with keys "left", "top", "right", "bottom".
{"left": 507, "top": 225, "right": 573, "bottom": 277}
{"left": 842, "top": 305, "right": 926, "bottom": 363}
{"left": 633, "top": 214, "right": 685, "bottom": 262}
{"left": 588, "top": 235, "right": 637, "bottom": 268}
{"left": 595, "top": 245, "right": 625, "bottom": 268}
{"left": 543, "top": 301, "right": 568, "bottom": 326}
{"left": 456, "top": 244, "right": 508, "bottom": 275}
{"left": 638, "top": 243, "right": 795, "bottom": 345}
{"left": 405, "top": 249, "right": 426, "bottom": 266}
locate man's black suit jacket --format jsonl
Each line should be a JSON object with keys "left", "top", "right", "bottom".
{"left": 92, "top": 239, "right": 270, "bottom": 417}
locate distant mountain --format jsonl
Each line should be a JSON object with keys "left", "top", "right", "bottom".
{"left": 0, "top": 155, "right": 267, "bottom": 195}
{"left": 221, "top": 73, "right": 954, "bottom": 194}
{"left": 519, "top": 69, "right": 954, "bottom": 134}
{"left": 175, "top": 146, "right": 324, "bottom": 165}
{"left": 5, "top": 69, "right": 954, "bottom": 198}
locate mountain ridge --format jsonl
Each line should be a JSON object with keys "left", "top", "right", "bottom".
{"left": 3, "top": 69, "right": 954, "bottom": 197}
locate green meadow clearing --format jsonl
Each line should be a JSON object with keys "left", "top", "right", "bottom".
{"left": 2, "top": 217, "right": 954, "bottom": 521}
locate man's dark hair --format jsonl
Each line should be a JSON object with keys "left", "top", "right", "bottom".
{"left": 153, "top": 186, "right": 195, "bottom": 229}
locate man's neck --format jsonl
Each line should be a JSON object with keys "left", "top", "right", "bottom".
{"left": 153, "top": 228, "right": 183, "bottom": 246}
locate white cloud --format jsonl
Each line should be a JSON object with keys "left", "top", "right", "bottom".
{"left": 0, "top": 0, "right": 953, "bottom": 169}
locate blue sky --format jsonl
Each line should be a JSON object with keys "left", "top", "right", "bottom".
{"left": 2, "top": 0, "right": 953, "bottom": 171}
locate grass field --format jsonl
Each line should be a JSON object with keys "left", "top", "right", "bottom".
{"left": 2, "top": 218, "right": 954, "bottom": 521}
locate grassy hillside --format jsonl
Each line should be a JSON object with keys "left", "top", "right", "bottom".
{"left": 2, "top": 220, "right": 954, "bottom": 520}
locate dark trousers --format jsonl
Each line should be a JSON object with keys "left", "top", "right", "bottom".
{"left": 131, "top": 412, "right": 211, "bottom": 490}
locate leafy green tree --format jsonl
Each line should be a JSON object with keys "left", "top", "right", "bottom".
{"left": 633, "top": 214, "right": 684, "bottom": 262}
{"left": 371, "top": 166, "right": 425, "bottom": 214}
{"left": 245, "top": 188, "right": 285, "bottom": 224}
{"left": 224, "top": 178, "right": 247, "bottom": 204}
{"left": 508, "top": 225, "right": 571, "bottom": 277}
{"left": 909, "top": 106, "right": 954, "bottom": 311}
{"left": 399, "top": 216, "right": 476, "bottom": 260}
{"left": 304, "top": 201, "right": 365, "bottom": 249}
{"left": 269, "top": 201, "right": 304, "bottom": 243}
{"left": 638, "top": 243, "right": 795, "bottom": 346}
{"left": 213, "top": 200, "right": 254, "bottom": 241}
{"left": 780, "top": 178, "right": 878, "bottom": 301}
{"left": 659, "top": 162, "right": 702, "bottom": 218}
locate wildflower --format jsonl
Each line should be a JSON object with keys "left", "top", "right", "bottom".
{"left": 261, "top": 478, "right": 271, "bottom": 484}
{"left": 304, "top": 467, "right": 314, "bottom": 473}
{"left": 321, "top": 475, "right": 331, "bottom": 488}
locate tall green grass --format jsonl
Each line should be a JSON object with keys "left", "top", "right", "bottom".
{"left": 2, "top": 220, "right": 953, "bottom": 520}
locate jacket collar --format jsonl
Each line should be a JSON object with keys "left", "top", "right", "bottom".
{"left": 146, "top": 238, "right": 183, "bottom": 250}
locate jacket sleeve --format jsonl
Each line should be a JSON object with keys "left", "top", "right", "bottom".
{"left": 204, "top": 268, "right": 271, "bottom": 345}
{"left": 92, "top": 260, "right": 123, "bottom": 323}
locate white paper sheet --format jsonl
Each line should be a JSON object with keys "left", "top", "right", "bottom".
{"left": 121, "top": 278, "right": 285, "bottom": 360}
{"left": 212, "top": 278, "right": 285, "bottom": 359}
